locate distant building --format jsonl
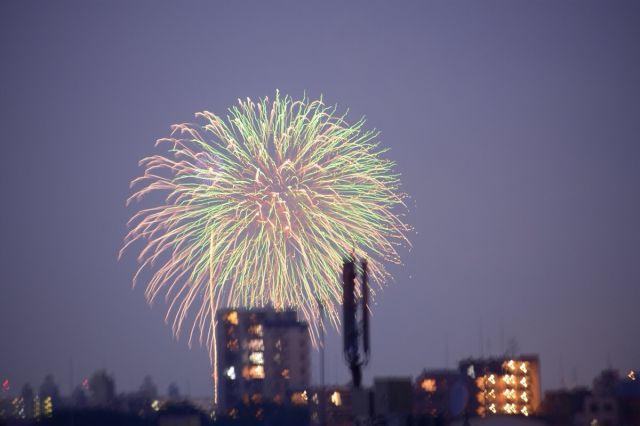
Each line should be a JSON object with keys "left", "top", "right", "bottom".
{"left": 574, "top": 394, "right": 619, "bottom": 426}
{"left": 572, "top": 369, "right": 620, "bottom": 425}
{"left": 541, "top": 369, "right": 640, "bottom": 425}
{"left": 309, "top": 385, "right": 352, "bottom": 426}
{"left": 572, "top": 369, "right": 640, "bottom": 426}
{"left": 216, "top": 308, "right": 310, "bottom": 414}
{"left": 158, "top": 402, "right": 204, "bottom": 426}
{"left": 38, "top": 375, "right": 59, "bottom": 418}
{"left": 414, "top": 369, "right": 468, "bottom": 421}
{"left": 450, "top": 416, "right": 548, "bottom": 426}
{"left": 189, "top": 397, "right": 214, "bottom": 415}
{"left": 15, "top": 384, "right": 35, "bottom": 419}
{"left": 459, "top": 355, "right": 541, "bottom": 418}
{"left": 540, "top": 387, "right": 590, "bottom": 426}
{"left": 373, "top": 377, "right": 413, "bottom": 426}
{"left": 617, "top": 370, "right": 640, "bottom": 425}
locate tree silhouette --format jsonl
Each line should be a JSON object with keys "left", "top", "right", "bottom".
{"left": 88, "top": 370, "right": 115, "bottom": 407}
{"left": 168, "top": 382, "right": 180, "bottom": 400}
{"left": 138, "top": 375, "right": 158, "bottom": 400}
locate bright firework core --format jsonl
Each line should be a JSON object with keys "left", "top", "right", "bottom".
{"left": 122, "top": 92, "right": 410, "bottom": 356}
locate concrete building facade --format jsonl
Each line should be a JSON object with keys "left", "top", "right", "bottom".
{"left": 215, "top": 308, "right": 310, "bottom": 414}
{"left": 459, "top": 355, "right": 542, "bottom": 418}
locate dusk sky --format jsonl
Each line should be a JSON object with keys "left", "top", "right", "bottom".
{"left": 1, "top": 1, "right": 639, "bottom": 398}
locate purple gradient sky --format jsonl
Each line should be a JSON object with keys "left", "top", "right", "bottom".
{"left": 1, "top": 1, "right": 639, "bottom": 397}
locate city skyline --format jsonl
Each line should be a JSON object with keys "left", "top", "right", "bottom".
{"left": 1, "top": 0, "right": 639, "bottom": 400}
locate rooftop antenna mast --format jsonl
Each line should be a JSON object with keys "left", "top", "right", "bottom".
{"left": 342, "top": 256, "right": 371, "bottom": 388}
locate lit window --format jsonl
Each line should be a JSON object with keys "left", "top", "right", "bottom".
{"left": 281, "top": 369, "right": 290, "bottom": 379}
{"left": 502, "top": 374, "right": 515, "bottom": 385}
{"left": 467, "top": 365, "right": 475, "bottom": 378}
{"left": 330, "top": 391, "right": 342, "bottom": 406}
{"left": 247, "top": 339, "right": 264, "bottom": 351}
{"left": 243, "top": 365, "right": 264, "bottom": 379}
{"left": 225, "top": 366, "right": 236, "bottom": 380}
{"left": 291, "top": 391, "right": 308, "bottom": 405}
{"left": 227, "top": 339, "right": 239, "bottom": 351}
{"left": 225, "top": 311, "right": 239, "bottom": 325}
{"left": 421, "top": 378, "right": 437, "bottom": 393}
{"left": 43, "top": 396, "right": 53, "bottom": 417}
{"left": 248, "top": 324, "right": 263, "bottom": 336}
{"left": 249, "top": 351, "right": 264, "bottom": 365}
{"left": 503, "top": 403, "right": 517, "bottom": 414}
{"left": 520, "top": 362, "right": 528, "bottom": 374}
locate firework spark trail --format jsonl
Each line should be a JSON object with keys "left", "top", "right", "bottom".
{"left": 121, "top": 92, "right": 410, "bottom": 399}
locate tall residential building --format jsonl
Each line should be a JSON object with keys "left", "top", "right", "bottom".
{"left": 216, "top": 308, "right": 310, "bottom": 414}
{"left": 459, "top": 355, "right": 541, "bottom": 418}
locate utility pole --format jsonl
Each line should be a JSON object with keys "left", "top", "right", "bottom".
{"left": 318, "top": 299, "right": 326, "bottom": 426}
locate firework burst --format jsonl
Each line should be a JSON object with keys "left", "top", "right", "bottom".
{"left": 121, "top": 92, "right": 409, "bottom": 394}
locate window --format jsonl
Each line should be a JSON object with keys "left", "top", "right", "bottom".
{"left": 247, "top": 339, "right": 264, "bottom": 351}
{"left": 242, "top": 365, "right": 265, "bottom": 380}
{"left": 225, "top": 311, "right": 238, "bottom": 325}
{"left": 421, "top": 379, "right": 436, "bottom": 393}
{"left": 224, "top": 366, "right": 236, "bottom": 380}
{"left": 249, "top": 352, "right": 264, "bottom": 365}
{"left": 248, "top": 324, "right": 263, "bottom": 337}
{"left": 330, "top": 391, "right": 342, "bottom": 406}
{"left": 291, "top": 391, "right": 308, "bottom": 405}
